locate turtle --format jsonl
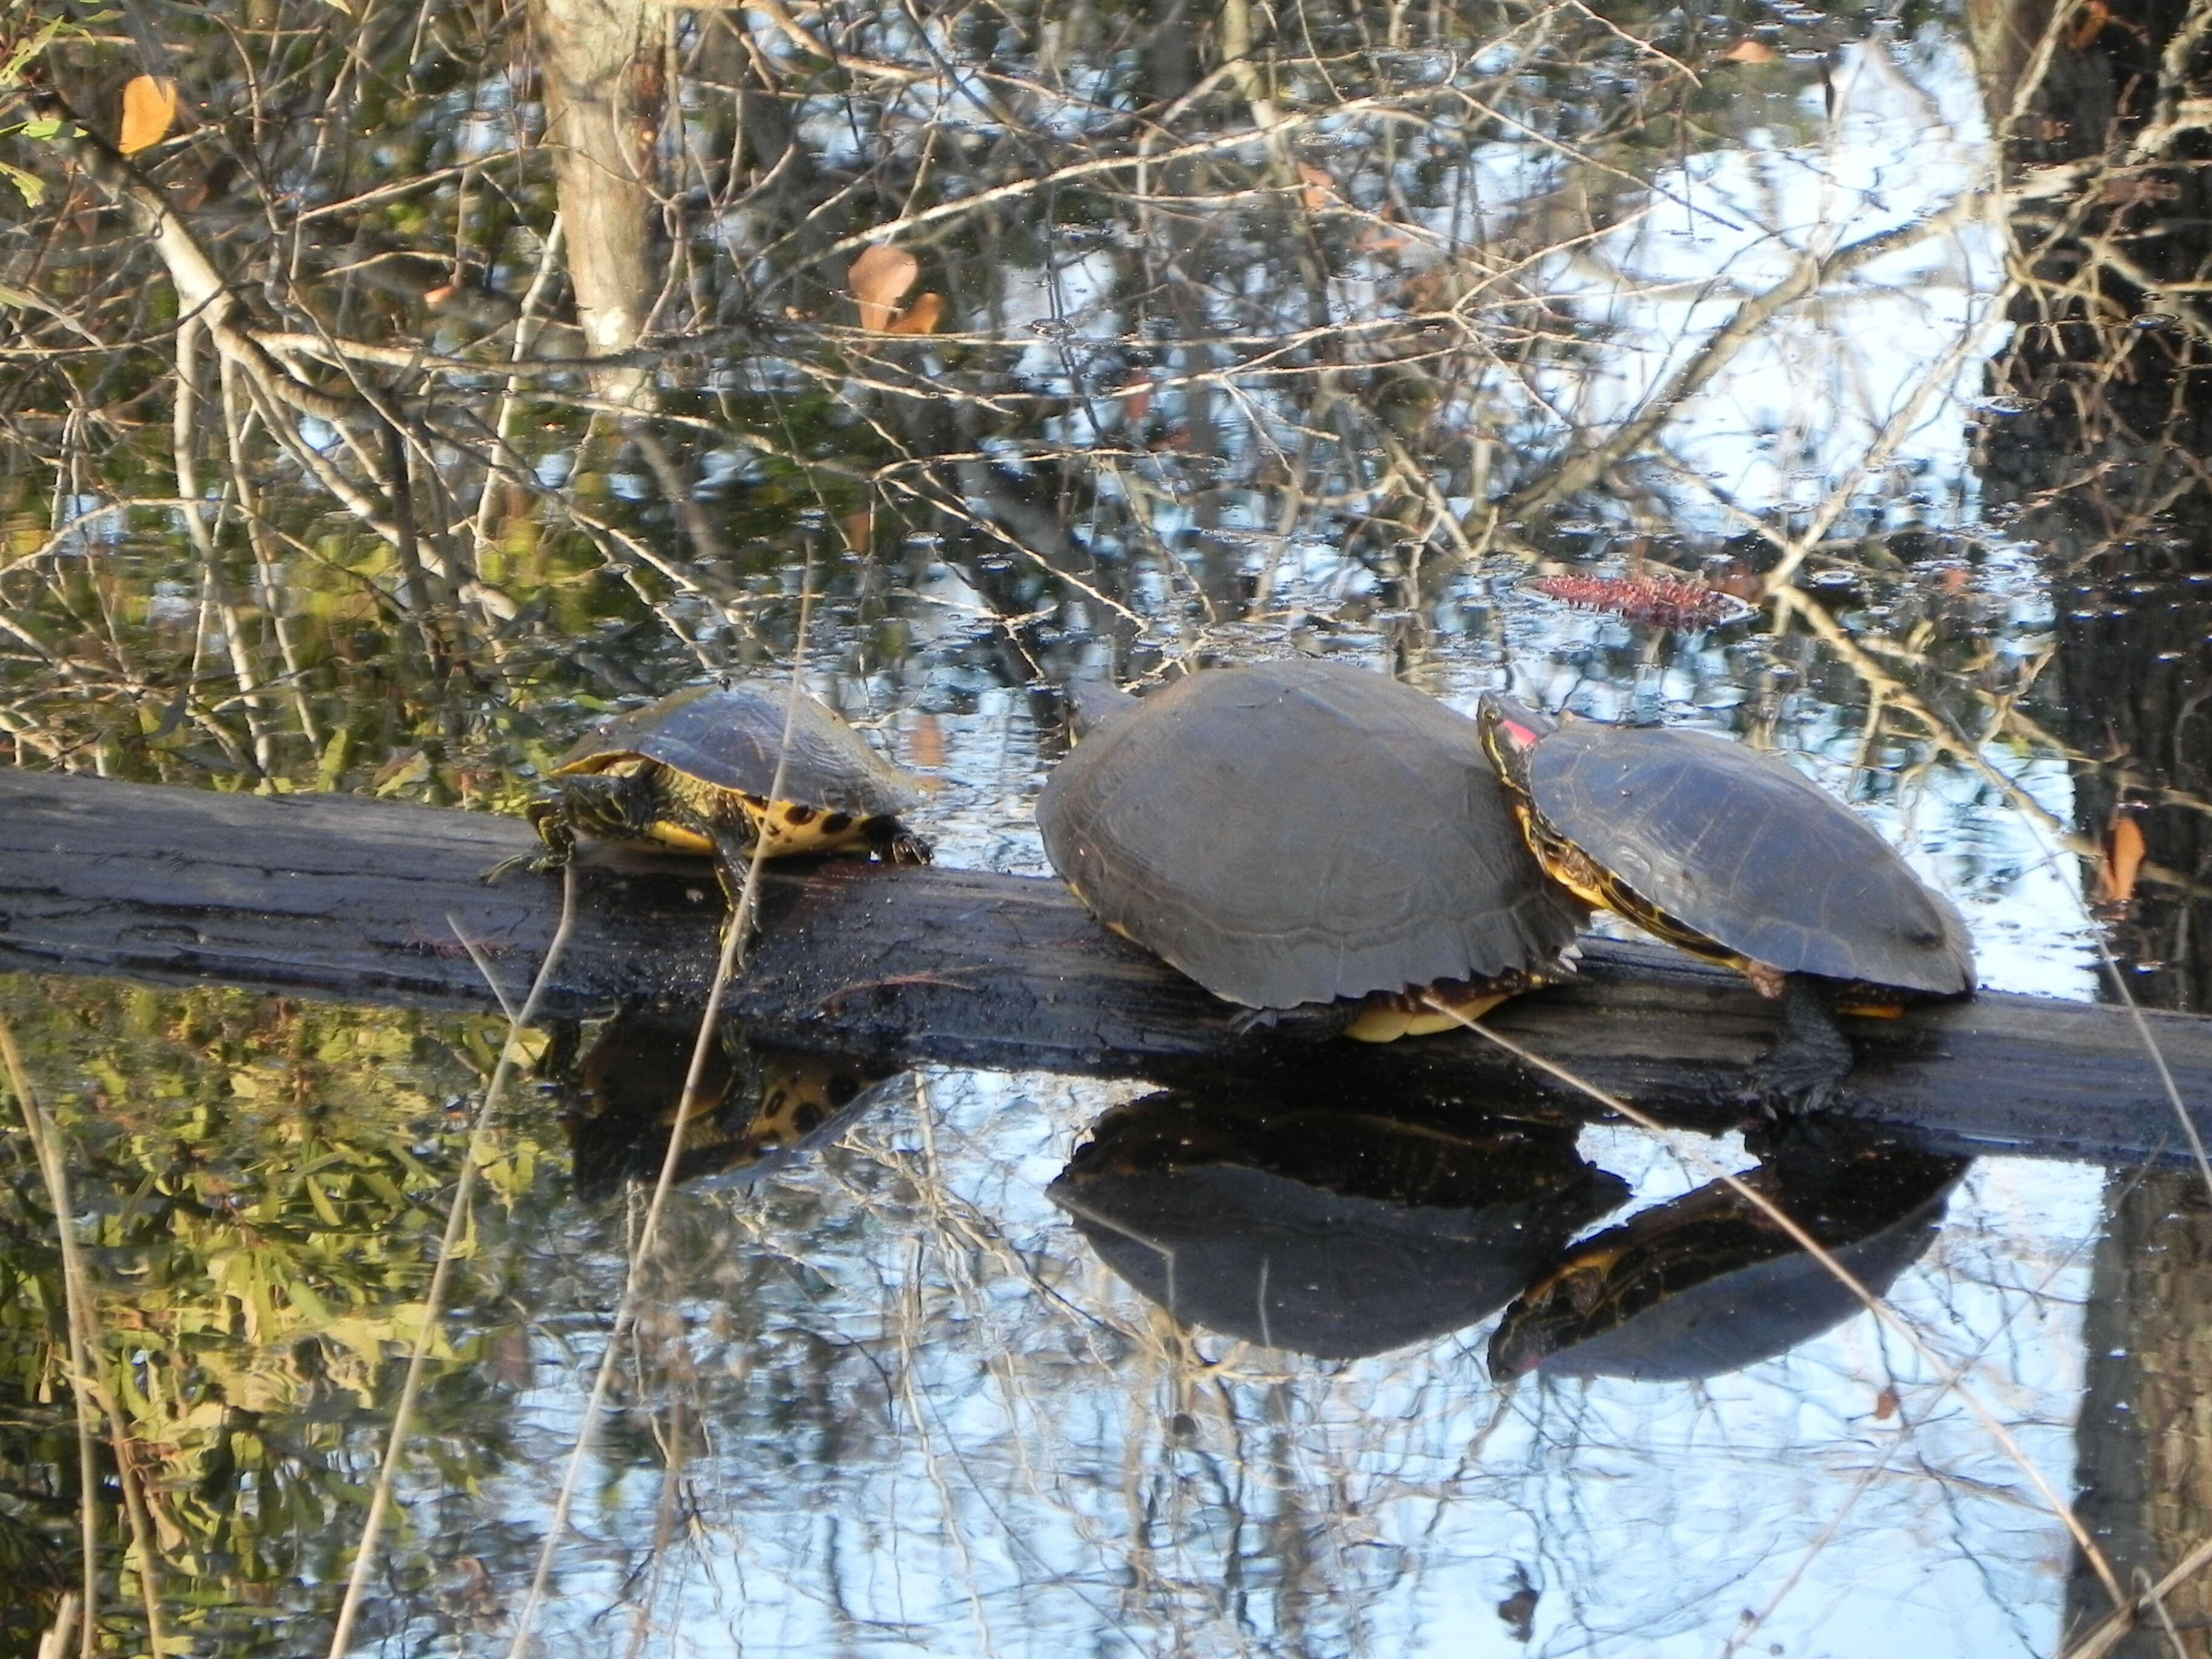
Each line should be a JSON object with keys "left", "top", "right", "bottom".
{"left": 1048, "top": 1088, "right": 1627, "bottom": 1358}
{"left": 1036, "top": 660, "right": 1589, "bottom": 1041}
{"left": 488, "top": 682, "right": 931, "bottom": 896}
{"left": 1476, "top": 694, "right": 1975, "bottom": 1098}
{"left": 1487, "top": 1127, "right": 1966, "bottom": 1382}
{"left": 557, "top": 1011, "right": 902, "bottom": 1196}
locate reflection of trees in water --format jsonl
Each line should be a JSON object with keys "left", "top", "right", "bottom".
{"left": 0, "top": 980, "right": 567, "bottom": 1652}
{"left": 1966, "top": 0, "right": 2212, "bottom": 1638}
{"left": 462, "top": 1076, "right": 2083, "bottom": 1659}
{"left": 7, "top": 0, "right": 1990, "bottom": 779}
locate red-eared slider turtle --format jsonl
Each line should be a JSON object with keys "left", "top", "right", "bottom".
{"left": 1488, "top": 1128, "right": 1965, "bottom": 1382}
{"left": 1037, "top": 661, "right": 1589, "bottom": 1041}
{"left": 1478, "top": 695, "right": 1974, "bottom": 1097}
{"left": 489, "top": 683, "right": 931, "bottom": 893}
{"left": 1049, "top": 1089, "right": 1628, "bottom": 1358}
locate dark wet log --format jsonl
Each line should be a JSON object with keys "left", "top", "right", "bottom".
{"left": 1, "top": 767, "right": 2207, "bottom": 1168}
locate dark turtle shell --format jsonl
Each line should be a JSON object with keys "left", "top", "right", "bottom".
{"left": 1049, "top": 1090, "right": 1628, "bottom": 1358}
{"left": 552, "top": 683, "right": 923, "bottom": 817}
{"left": 1483, "top": 697, "right": 1974, "bottom": 995}
{"left": 1488, "top": 1133, "right": 1966, "bottom": 1382}
{"left": 1037, "top": 662, "right": 1587, "bottom": 1011}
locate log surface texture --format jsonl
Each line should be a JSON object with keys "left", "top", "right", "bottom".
{"left": 0, "top": 768, "right": 2203, "bottom": 1169}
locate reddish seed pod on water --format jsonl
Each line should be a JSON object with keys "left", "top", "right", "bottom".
{"left": 1526, "top": 572, "right": 1757, "bottom": 631}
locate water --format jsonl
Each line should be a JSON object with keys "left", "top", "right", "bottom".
{"left": 0, "top": 0, "right": 2203, "bottom": 1653}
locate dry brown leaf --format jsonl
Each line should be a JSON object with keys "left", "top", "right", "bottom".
{"left": 1299, "top": 163, "right": 1332, "bottom": 212}
{"left": 886, "top": 292, "right": 943, "bottom": 335}
{"left": 2099, "top": 812, "right": 2147, "bottom": 907}
{"left": 119, "top": 75, "right": 179, "bottom": 156}
{"left": 1122, "top": 383, "right": 1153, "bottom": 421}
{"left": 838, "top": 509, "right": 873, "bottom": 555}
{"left": 1721, "top": 39, "right": 1779, "bottom": 62}
{"left": 1873, "top": 1387, "right": 1899, "bottom": 1421}
{"left": 848, "top": 244, "right": 919, "bottom": 331}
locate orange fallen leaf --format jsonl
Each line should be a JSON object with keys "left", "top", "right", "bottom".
{"left": 2099, "top": 812, "right": 2147, "bottom": 907}
{"left": 1873, "top": 1386, "right": 1899, "bottom": 1421}
{"left": 1721, "top": 39, "right": 1779, "bottom": 62}
{"left": 1299, "top": 162, "right": 1332, "bottom": 212}
{"left": 119, "top": 75, "right": 179, "bottom": 156}
{"left": 886, "top": 292, "right": 943, "bottom": 335}
{"left": 848, "top": 244, "right": 919, "bottom": 332}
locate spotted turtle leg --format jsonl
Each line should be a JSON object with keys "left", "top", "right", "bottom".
{"left": 707, "top": 838, "right": 779, "bottom": 962}
{"left": 1743, "top": 975, "right": 1856, "bottom": 1114}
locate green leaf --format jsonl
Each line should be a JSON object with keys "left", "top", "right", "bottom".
{"left": 0, "top": 159, "right": 44, "bottom": 208}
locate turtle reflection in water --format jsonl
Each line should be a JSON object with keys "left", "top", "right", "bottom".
{"left": 489, "top": 683, "right": 933, "bottom": 901}
{"left": 1037, "top": 661, "right": 1588, "bottom": 1041}
{"left": 1478, "top": 694, "right": 1976, "bottom": 1101}
{"left": 1489, "top": 1124, "right": 1967, "bottom": 1383}
{"left": 555, "top": 1013, "right": 906, "bottom": 1196}
{"left": 1049, "top": 1089, "right": 1628, "bottom": 1358}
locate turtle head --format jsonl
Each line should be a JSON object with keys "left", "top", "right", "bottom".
{"left": 1476, "top": 694, "right": 1555, "bottom": 782}
{"left": 1063, "top": 675, "right": 1139, "bottom": 742}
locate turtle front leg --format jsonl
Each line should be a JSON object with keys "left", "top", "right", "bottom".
{"left": 862, "top": 814, "right": 933, "bottom": 866}
{"left": 483, "top": 799, "right": 580, "bottom": 885}
{"left": 1744, "top": 975, "right": 1855, "bottom": 1114}
{"left": 709, "top": 836, "right": 773, "bottom": 955}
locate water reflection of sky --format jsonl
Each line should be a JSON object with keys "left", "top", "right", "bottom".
{"left": 476, "top": 1058, "right": 2104, "bottom": 1658}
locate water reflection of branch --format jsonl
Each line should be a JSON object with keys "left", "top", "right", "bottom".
{"left": 1489, "top": 191, "right": 1992, "bottom": 533}
{"left": 327, "top": 871, "right": 580, "bottom": 1657}
{"left": 1449, "top": 1010, "right": 2131, "bottom": 1614}
{"left": 1765, "top": 272, "right": 2018, "bottom": 593}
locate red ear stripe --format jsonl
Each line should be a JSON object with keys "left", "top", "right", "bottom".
{"left": 1500, "top": 719, "right": 1541, "bottom": 750}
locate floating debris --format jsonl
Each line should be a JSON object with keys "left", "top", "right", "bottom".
{"left": 1525, "top": 571, "right": 1758, "bottom": 629}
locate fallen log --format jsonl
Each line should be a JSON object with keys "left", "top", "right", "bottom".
{"left": 0, "top": 768, "right": 2204, "bottom": 1168}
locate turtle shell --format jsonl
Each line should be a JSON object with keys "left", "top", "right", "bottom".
{"left": 552, "top": 683, "right": 923, "bottom": 816}
{"left": 1048, "top": 1090, "right": 1628, "bottom": 1359}
{"left": 1488, "top": 1137, "right": 1965, "bottom": 1382}
{"left": 1494, "top": 702, "right": 1974, "bottom": 994}
{"left": 1037, "top": 661, "right": 1587, "bottom": 1010}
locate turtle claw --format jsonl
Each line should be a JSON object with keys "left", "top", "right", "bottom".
{"left": 874, "top": 825, "right": 934, "bottom": 866}
{"left": 1740, "top": 976, "right": 1855, "bottom": 1116}
{"left": 483, "top": 848, "right": 564, "bottom": 886}
{"left": 1225, "top": 1000, "right": 1359, "bottom": 1041}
